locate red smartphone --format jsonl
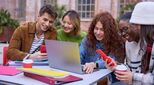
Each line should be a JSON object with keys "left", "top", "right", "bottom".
{"left": 96, "top": 49, "right": 115, "bottom": 66}
{"left": 40, "top": 45, "right": 47, "bottom": 53}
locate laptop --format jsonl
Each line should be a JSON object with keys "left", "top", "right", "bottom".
{"left": 45, "top": 40, "right": 84, "bottom": 74}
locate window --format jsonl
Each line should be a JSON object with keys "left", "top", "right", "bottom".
{"left": 119, "top": 0, "right": 126, "bottom": 9}
{"left": 16, "top": 0, "right": 26, "bottom": 20}
{"left": 42, "top": 0, "right": 57, "bottom": 6}
{"left": 77, "top": 0, "right": 95, "bottom": 20}
{"left": 119, "top": 0, "right": 138, "bottom": 16}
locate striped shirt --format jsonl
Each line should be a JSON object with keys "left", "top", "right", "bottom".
{"left": 125, "top": 41, "right": 143, "bottom": 73}
{"left": 125, "top": 41, "right": 154, "bottom": 85}
{"left": 29, "top": 33, "right": 44, "bottom": 54}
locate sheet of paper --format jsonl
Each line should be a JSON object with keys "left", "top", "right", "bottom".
{"left": 0, "top": 66, "right": 21, "bottom": 76}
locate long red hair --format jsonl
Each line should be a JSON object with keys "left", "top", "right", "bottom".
{"left": 86, "top": 12, "right": 125, "bottom": 63}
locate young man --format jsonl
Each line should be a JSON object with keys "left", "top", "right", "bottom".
{"left": 7, "top": 5, "right": 57, "bottom": 61}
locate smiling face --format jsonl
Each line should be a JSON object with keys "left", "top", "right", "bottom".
{"left": 61, "top": 15, "right": 74, "bottom": 33}
{"left": 119, "top": 20, "right": 130, "bottom": 42}
{"left": 37, "top": 12, "right": 54, "bottom": 32}
{"left": 94, "top": 21, "right": 104, "bottom": 41}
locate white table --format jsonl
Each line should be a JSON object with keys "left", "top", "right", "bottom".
{"left": 0, "top": 66, "right": 111, "bottom": 85}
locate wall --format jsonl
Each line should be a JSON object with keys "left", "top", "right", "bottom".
{"left": 0, "top": 0, "right": 16, "bottom": 19}
{"left": 25, "top": 0, "right": 41, "bottom": 22}
{"left": 0, "top": 0, "right": 123, "bottom": 31}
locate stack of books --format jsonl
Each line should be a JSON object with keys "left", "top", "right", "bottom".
{"left": 18, "top": 68, "right": 82, "bottom": 85}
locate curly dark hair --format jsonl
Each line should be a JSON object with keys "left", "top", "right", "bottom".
{"left": 86, "top": 12, "right": 125, "bottom": 62}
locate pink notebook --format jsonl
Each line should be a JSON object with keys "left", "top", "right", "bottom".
{"left": 24, "top": 72, "right": 83, "bottom": 85}
{"left": 0, "top": 66, "right": 21, "bottom": 76}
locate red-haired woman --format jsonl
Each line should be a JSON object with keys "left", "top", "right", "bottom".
{"left": 80, "top": 12, "right": 125, "bottom": 83}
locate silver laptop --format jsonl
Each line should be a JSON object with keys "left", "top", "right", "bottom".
{"left": 45, "top": 40, "right": 84, "bottom": 74}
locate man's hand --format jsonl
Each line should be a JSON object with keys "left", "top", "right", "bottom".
{"left": 29, "top": 51, "right": 47, "bottom": 60}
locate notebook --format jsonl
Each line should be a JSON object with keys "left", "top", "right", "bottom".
{"left": 18, "top": 68, "right": 68, "bottom": 78}
{"left": 24, "top": 72, "right": 82, "bottom": 85}
{"left": 0, "top": 66, "right": 21, "bottom": 76}
{"left": 45, "top": 40, "right": 84, "bottom": 74}
{"left": 8, "top": 60, "right": 48, "bottom": 66}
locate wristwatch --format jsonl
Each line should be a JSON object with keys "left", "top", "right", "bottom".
{"left": 95, "top": 62, "right": 99, "bottom": 68}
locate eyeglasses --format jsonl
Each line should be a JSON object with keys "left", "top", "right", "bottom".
{"left": 119, "top": 26, "right": 129, "bottom": 39}
{"left": 119, "top": 27, "right": 129, "bottom": 34}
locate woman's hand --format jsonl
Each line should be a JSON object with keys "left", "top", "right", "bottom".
{"left": 105, "top": 57, "right": 117, "bottom": 71}
{"left": 83, "top": 62, "right": 96, "bottom": 74}
{"left": 29, "top": 51, "right": 47, "bottom": 60}
{"left": 115, "top": 70, "right": 133, "bottom": 84}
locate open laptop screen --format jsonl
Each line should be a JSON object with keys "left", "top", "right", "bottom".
{"left": 45, "top": 40, "right": 83, "bottom": 74}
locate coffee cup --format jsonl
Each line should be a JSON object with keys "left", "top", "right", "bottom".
{"left": 115, "top": 64, "right": 127, "bottom": 72}
{"left": 23, "top": 59, "right": 33, "bottom": 68}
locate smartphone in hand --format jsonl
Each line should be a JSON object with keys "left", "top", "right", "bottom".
{"left": 40, "top": 45, "right": 47, "bottom": 53}
{"left": 96, "top": 49, "right": 115, "bottom": 66}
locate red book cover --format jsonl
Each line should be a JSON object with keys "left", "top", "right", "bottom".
{"left": 24, "top": 72, "right": 82, "bottom": 85}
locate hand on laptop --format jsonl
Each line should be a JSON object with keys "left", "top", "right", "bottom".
{"left": 29, "top": 51, "right": 47, "bottom": 60}
{"left": 83, "top": 62, "right": 97, "bottom": 74}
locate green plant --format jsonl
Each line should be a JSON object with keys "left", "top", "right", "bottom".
{"left": 54, "top": 4, "right": 66, "bottom": 29}
{"left": 0, "top": 9, "right": 20, "bottom": 42}
{"left": 117, "top": 3, "right": 136, "bottom": 21}
{"left": 120, "top": 3, "right": 136, "bottom": 17}
{"left": 0, "top": 9, "right": 19, "bottom": 33}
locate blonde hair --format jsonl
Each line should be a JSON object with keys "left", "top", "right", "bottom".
{"left": 62, "top": 10, "right": 80, "bottom": 36}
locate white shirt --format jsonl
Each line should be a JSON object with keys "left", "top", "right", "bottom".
{"left": 125, "top": 40, "right": 154, "bottom": 84}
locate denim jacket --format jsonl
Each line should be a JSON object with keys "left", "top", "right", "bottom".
{"left": 80, "top": 37, "right": 116, "bottom": 69}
